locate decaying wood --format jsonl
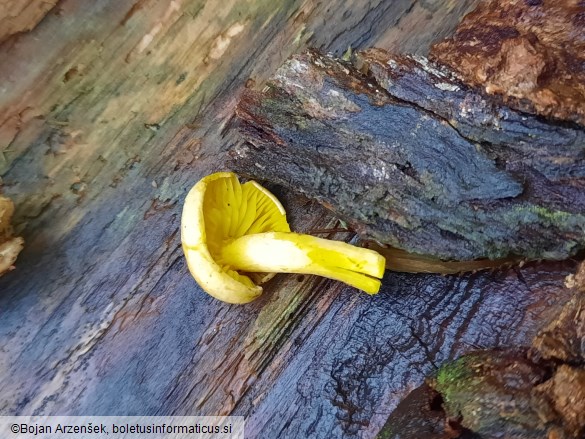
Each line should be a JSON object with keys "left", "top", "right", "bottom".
{"left": 0, "top": 0, "right": 58, "bottom": 43}
{"left": 0, "top": 196, "right": 23, "bottom": 275}
{"left": 0, "top": 1, "right": 582, "bottom": 438}
{"left": 238, "top": 256, "right": 578, "bottom": 439}
{"left": 232, "top": 47, "right": 585, "bottom": 262}
{"left": 532, "top": 266, "right": 585, "bottom": 365}
{"left": 364, "top": 243, "right": 521, "bottom": 275}
{"left": 380, "top": 263, "right": 585, "bottom": 439}
{"left": 431, "top": 0, "right": 585, "bottom": 125}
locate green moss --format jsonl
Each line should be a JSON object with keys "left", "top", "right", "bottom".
{"left": 341, "top": 46, "right": 353, "bottom": 62}
{"left": 435, "top": 355, "right": 478, "bottom": 405}
{"left": 436, "top": 357, "right": 470, "bottom": 387}
{"left": 375, "top": 425, "right": 393, "bottom": 439}
{"left": 510, "top": 205, "right": 573, "bottom": 225}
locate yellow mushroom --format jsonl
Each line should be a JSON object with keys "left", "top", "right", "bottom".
{"left": 181, "top": 172, "right": 385, "bottom": 304}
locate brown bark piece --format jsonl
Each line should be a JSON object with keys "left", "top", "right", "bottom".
{"left": 532, "top": 263, "right": 585, "bottom": 364}
{"left": 429, "top": 349, "right": 553, "bottom": 439}
{"left": 534, "top": 365, "right": 585, "bottom": 438}
{"left": 376, "top": 384, "right": 462, "bottom": 439}
{"left": 382, "top": 263, "right": 585, "bottom": 439}
{"left": 234, "top": 49, "right": 585, "bottom": 262}
{"left": 0, "top": 0, "right": 58, "bottom": 44}
{"left": 431, "top": 0, "right": 585, "bottom": 125}
{"left": 0, "top": 196, "right": 23, "bottom": 275}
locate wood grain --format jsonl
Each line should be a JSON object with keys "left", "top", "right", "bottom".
{"left": 2, "top": 1, "right": 578, "bottom": 439}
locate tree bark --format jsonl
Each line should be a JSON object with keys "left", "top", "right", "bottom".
{"left": 232, "top": 48, "right": 585, "bottom": 261}
{"left": 380, "top": 263, "right": 585, "bottom": 439}
{"left": 0, "top": 0, "right": 58, "bottom": 44}
{"left": 0, "top": 196, "right": 23, "bottom": 275}
{"left": 430, "top": 0, "right": 585, "bottom": 125}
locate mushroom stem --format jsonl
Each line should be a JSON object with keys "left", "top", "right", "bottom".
{"left": 220, "top": 231, "right": 385, "bottom": 294}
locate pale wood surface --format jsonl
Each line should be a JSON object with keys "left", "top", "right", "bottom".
{"left": 1, "top": 1, "right": 579, "bottom": 438}
{"left": 0, "top": 0, "right": 58, "bottom": 43}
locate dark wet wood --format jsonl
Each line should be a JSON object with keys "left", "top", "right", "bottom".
{"left": 0, "top": 1, "right": 580, "bottom": 439}
{"left": 233, "top": 49, "right": 585, "bottom": 261}
{"left": 381, "top": 263, "right": 585, "bottom": 439}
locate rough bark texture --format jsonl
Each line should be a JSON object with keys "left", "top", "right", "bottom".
{"left": 430, "top": 0, "right": 585, "bottom": 126}
{"left": 434, "top": 349, "right": 553, "bottom": 439}
{"left": 377, "top": 383, "right": 479, "bottom": 439}
{"left": 532, "top": 269, "right": 585, "bottom": 365}
{"left": 380, "top": 263, "right": 585, "bottom": 439}
{"left": 0, "top": 0, "right": 58, "bottom": 43}
{"left": 1, "top": 1, "right": 583, "bottom": 439}
{"left": 0, "top": 196, "right": 23, "bottom": 275}
{"left": 233, "top": 49, "right": 585, "bottom": 261}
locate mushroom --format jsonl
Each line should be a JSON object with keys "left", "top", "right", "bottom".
{"left": 181, "top": 172, "right": 385, "bottom": 304}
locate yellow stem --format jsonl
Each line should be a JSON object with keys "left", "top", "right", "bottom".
{"left": 220, "top": 232, "right": 385, "bottom": 294}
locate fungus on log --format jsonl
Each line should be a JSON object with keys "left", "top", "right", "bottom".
{"left": 230, "top": 0, "right": 585, "bottom": 263}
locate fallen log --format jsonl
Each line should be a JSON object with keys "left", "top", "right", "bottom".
{"left": 378, "top": 262, "right": 585, "bottom": 439}
{"left": 231, "top": 46, "right": 585, "bottom": 262}
{"left": 230, "top": 0, "right": 585, "bottom": 264}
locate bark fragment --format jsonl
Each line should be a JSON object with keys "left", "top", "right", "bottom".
{"left": 232, "top": 49, "right": 585, "bottom": 261}
{"left": 0, "top": 196, "right": 23, "bottom": 276}
{"left": 0, "top": 1, "right": 58, "bottom": 44}
{"left": 430, "top": 349, "right": 552, "bottom": 439}
{"left": 379, "top": 263, "right": 585, "bottom": 439}
{"left": 430, "top": 0, "right": 585, "bottom": 125}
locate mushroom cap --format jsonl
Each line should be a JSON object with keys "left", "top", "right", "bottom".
{"left": 181, "top": 172, "right": 290, "bottom": 304}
